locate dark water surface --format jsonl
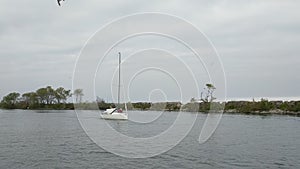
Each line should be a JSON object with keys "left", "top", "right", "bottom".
{"left": 0, "top": 110, "right": 299, "bottom": 169}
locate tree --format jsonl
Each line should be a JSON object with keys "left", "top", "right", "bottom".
{"left": 22, "top": 92, "right": 38, "bottom": 107}
{"left": 36, "top": 86, "right": 56, "bottom": 104}
{"left": 0, "top": 86, "right": 74, "bottom": 109}
{"left": 74, "top": 89, "right": 84, "bottom": 103}
{"left": 201, "top": 83, "right": 216, "bottom": 103}
{"left": 1, "top": 92, "right": 20, "bottom": 108}
{"left": 36, "top": 87, "right": 47, "bottom": 104}
{"left": 55, "top": 87, "right": 71, "bottom": 104}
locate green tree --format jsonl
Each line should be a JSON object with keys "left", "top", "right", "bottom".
{"left": 1, "top": 92, "right": 20, "bottom": 108}
{"left": 36, "top": 86, "right": 56, "bottom": 104}
{"left": 22, "top": 92, "right": 38, "bottom": 107}
{"left": 55, "top": 87, "right": 71, "bottom": 104}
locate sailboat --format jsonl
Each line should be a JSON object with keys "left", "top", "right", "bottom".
{"left": 100, "top": 52, "right": 128, "bottom": 120}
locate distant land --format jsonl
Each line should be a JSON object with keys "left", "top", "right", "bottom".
{"left": 0, "top": 85, "right": 299, "bottom": 116}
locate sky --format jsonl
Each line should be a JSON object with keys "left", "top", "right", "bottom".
{"left": 0, "top": 0, "right": 300, "bottom": 102}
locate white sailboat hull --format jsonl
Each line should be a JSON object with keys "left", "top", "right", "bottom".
{"left": 100, "top": 113, "right": 128, "bottom": 120}
{"left": 100, "top": 108, "right": 128, "bottom": 120}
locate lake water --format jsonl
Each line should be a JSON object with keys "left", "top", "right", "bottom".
{"left": 0, "top": 110, "right": 299, "bottom": 168}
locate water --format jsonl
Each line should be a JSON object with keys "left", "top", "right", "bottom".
{"left": 0, "top": 110, "right": 299, "bottom": 169}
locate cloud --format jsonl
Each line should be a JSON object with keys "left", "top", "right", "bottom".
{"left": 0, "top": 0, "right": 299, "bottom": 101}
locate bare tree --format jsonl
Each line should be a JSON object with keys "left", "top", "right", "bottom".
{"left": 73, "top": 89, "right": 84, "bottom": 103}
{"left": 201, "top": 83, "right": 216, "bottom": 103}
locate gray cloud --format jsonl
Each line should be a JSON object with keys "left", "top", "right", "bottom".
{"left": 0, "top": 0, "right": 299, "bottom": 101}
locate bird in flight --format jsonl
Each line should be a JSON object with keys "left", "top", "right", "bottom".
{"left": 57, "top": 0, "right": 65, "bottom": 6}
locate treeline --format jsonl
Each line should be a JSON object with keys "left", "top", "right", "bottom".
{"left": 96, "top": 99, "right": 300, "bottom": 115}
{"left": 109, "top": 100, "right": 300, "bottom": 115}
{"left": 224, "top": 99, "right": 300, "bottom": 114}
{"left": 1, "top": 88, "right": 300, "bottom": 115}
{"left": 0, "top": 86, "right": 73, "bottom": 109}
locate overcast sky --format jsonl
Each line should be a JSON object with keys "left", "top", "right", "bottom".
{"left": 0, "top": 0, "right": 299, "bottom": 102}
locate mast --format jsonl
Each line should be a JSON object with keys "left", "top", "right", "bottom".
{"left": 117, "top": 52, "right": 121, "bottom": 106}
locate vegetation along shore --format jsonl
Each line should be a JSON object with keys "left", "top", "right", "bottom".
{"left": 0, "top": 85, "right": 299, "bottom": 116}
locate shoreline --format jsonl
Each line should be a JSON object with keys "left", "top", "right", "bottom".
{"left": 1, "top": 108, "right": 299, "bottom": 116}
{"left": 1, "top": 99, "right": 300, "bottom": 116}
